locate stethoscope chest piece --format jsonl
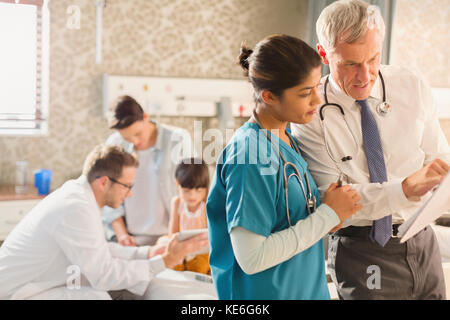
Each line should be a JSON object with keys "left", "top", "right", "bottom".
{"left": 377, "top": 102, "right": 391, "bottom": 116}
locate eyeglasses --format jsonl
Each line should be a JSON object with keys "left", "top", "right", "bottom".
{"left": 107, "top": 176, "right": 134, "bottom": 193}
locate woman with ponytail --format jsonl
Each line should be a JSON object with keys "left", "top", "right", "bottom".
{"left": 206, "top": 35, "right": 362, "bottom": 299}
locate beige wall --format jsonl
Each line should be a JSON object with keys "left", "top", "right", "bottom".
{"left": 390, "top": 0, "right": 450, "bottom": 142}
{"left": 0, "top": 0, "right": 308, "bottom": 187}
{"left": 1, "top": 0, "right": 448, "bottom": 188}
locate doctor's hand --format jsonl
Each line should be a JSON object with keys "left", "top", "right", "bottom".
{"left": 148, "top": 243, "right": 167, "bottom": 258}
{"left": 117, "top": 234, "right": 136, "bottom": 247}
{"left": 322, "top": 183, "right": 362, "bottom": 230}
{"left": 161, "top": 233, "right": 209, "bottom": 269}
{"left": 402, "top": 158, "right": 449, "bottom": 200}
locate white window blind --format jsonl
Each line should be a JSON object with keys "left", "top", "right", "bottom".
{"left": 0, "top": 0, "right": 48, "bottom": 135}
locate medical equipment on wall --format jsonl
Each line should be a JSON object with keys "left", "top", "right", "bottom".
{"left": 318, "top": 71, "right": 390, "bottom": 183}
{"left": 252, "top": 111, "right": 317, "bottom": 227}
{"left": 102, "top": 74, "right": 254, "bottom": 118}
{"left": 216, "top": 96, "right": 235, "bottom": 133}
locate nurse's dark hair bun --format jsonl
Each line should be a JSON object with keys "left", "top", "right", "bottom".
{"left": 239, "top": 34, "right": 321, "bottom": 102}
{"left": 237, "top": 43, "right": 253, "bottom": 76}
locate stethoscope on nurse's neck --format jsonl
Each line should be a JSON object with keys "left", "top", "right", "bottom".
{"left": 251, "top": 110, "right": 317, "bottom": 226}
{"left": 319, "top": 70, "right": 391, "bottom": 184}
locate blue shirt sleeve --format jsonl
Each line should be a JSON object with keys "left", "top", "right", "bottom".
{"left": 102, "top": 204, "right": 125, "bottom": 223}
{"left": 221, "top": 136, "right": 279, "bottom": 238}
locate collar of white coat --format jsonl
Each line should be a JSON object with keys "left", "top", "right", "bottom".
{"left": 150, "top": 120, "right": 164, "bottom": 151}
{"left": 327, "top": 65, "right": 384, "bottom": 104}
{"left": 76, "top": 175, "right": 102, "bottom": 212}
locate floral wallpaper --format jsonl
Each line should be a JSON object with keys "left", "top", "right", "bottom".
{"left": 0, "top": 0, "right": 308, "bottom": 187}
{"left": 391, "top": 0, "right": 450, "bottom": 88}
{"left": 0, "top": 0, "right": 448, "bottom": 188}
{"left": 390, "top": 0, "right": 450, "bottom": 142}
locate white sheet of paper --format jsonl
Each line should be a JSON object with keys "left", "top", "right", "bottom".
{"left": 398, "top": 172, "right": 450, "bottom": 243}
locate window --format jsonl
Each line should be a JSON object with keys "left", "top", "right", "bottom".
{"left": 0, "top": 0, "right": 49, "bottom": 135}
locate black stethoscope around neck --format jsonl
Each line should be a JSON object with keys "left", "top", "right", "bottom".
{"left": 318, "top": 70, "right": 391, "bottom": 183}
{"left": 251, "top": 110, "right": 317, "bottom": 226}
{"left": 320, "top": 70, "right": 390, "bottom": 121}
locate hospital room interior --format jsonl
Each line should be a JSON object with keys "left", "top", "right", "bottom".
{"left": 0, "top": 0, "right": 449, "bottom": 301}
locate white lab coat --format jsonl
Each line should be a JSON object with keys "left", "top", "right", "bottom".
{"left": 291, "top": 65, "right": 450, "bottom": 227}
{"left": 0, "top": 176, "right": 165, "bottom": 300}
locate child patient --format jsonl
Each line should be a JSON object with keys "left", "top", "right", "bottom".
{"left": 168, "top": 158, "right": 210, "bottom": 274}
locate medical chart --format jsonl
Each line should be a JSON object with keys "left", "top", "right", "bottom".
{"left": 398, "top": 172, "right": 450, "bottom": 243}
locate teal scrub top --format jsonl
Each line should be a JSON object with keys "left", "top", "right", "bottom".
{"left": 206, "top": 122, "right": 330, "bottom": 300}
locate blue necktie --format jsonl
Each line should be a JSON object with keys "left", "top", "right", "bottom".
{"left": 357, "top": 99, "right": 392, "bottom": 247}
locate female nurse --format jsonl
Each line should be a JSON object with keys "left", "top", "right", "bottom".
{"left": 206, "top": 34, "right": 363, "bottom": 300}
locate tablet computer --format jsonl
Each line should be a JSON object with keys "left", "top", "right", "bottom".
{"left": 177, "top": 228, "right": 208, "bottom": 241}
{"left": 177, "top": 228, "right": 209, "bottom": 256}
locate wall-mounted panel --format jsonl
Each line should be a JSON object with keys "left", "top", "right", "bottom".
{"left": 103, "top": 74, "right": 255, "bottom": 118}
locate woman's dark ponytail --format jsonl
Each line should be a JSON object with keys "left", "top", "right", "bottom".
{"left": 237, "top": 34, "right": 321, "bottom": 102}
{"left": 237, "top": 43, "right": 253, "bottom": 76}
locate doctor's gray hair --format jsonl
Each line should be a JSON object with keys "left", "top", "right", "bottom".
{"left": 83, "top": 144, "right": 139, "bottom": 183}
{"left": 316, "top": 0, "right": 385, "bottom": 53}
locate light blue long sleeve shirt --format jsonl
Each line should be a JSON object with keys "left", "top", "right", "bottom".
{"left": 102, "top": 121, "right": 196, "bottom": 240}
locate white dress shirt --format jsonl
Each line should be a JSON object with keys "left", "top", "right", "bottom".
{"left": 0, "top": 176, "right": 165, "bottom": 299}
{"left": 291, "top": 65, "right": 450, "bottom": 227}
{"left": 103, "top": 121, "right": 196, "bottom": 238}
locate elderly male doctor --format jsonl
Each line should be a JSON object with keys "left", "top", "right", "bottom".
{"left": 292, "top": 0, "right": 450, "bottom": 299}
{"left": 0, "top": 145, "right": 207, "bottom": 300}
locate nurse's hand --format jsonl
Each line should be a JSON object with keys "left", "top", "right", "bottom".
{"left": 161, "top": 233, "right": 209, "bottom": 269}
{"left": 323, "top": 183, "right": 362, "bottom": 225}
{"left": 329, "top": 222, "right": 343, "bottom": 233}
{"left": 402, "top": 158, "right": 449, "bottom": 200}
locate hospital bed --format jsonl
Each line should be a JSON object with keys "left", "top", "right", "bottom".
{"left": 143, "top": 267, "right": 338, "bottom": 300}
{"left": 142, "top": 269, "right": 217, "bottom": 300}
